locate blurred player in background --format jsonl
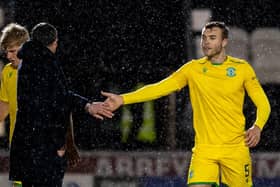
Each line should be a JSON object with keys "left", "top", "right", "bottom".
{"left": 0, "top": 23, "right": 29, "bottom": 146}
{"left": 102, "top": 21, "right": 271, "bottom": 187}
{"left": 0, "top": 23, "right": 29, "bottom": 187}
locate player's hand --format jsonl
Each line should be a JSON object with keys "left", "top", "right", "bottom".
{"left": 0, "top": 121, "right": 5, "bottom": 137}
{"left": 86, "top": 102, "right": 114, "bottom": 120}
{"left": 101, "top": 91, "right": 124, "bottom": 111}
{"left": 245, "top": 124, "right": 261, "bottom": 147}
{"left": 65, "top": 143, "right": 80, "bottom": 168}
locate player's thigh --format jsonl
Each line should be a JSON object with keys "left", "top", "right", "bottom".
{"left": 220, "top": 146, "right": 252, "bottom": 187}
{"left": 187, "top": 152, "right": 220, "bottom": 186}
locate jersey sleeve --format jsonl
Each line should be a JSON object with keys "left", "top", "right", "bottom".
{"left": 122, "top": 62, "right": 191, "bottom": 104}
{"left": 244, "top": 64, "right": 271, "bottom": 130}
{"left": 0, "top": 68, "right": 9, "bottom": 103}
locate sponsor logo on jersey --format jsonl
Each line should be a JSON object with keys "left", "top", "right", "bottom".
{"left": 8, "top": 72, "right": 13, "bottom": 78}
{"left": 202, "top": 67, "right": 208, "bottom": 73}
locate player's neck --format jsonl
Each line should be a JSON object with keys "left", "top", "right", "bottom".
{"left": 208, "top": 51, "right": 227, "bottom": 64}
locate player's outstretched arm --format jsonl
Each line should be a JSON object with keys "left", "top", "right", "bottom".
{"left": 101, "top": 91, "right": 124, "bottom": 111}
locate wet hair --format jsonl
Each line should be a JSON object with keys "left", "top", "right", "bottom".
{"left": 203, "top": 21, "right": 229, "bottom": 39}
{"left": 0, "top": 23, "right": 29, "bottom": 50}
{"left": 31, "top": 22, "right": 57, "bottom": 46}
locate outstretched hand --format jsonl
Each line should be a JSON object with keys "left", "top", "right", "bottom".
{"left": 86, "top": 102, "right": 114, "bottom": 120}
{"left": 101, "top": 91, "right": 124, "bottom": 111}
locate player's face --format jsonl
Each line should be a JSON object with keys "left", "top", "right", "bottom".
{"left": 5, "top": 45, "right": 21, "bottom": 68}
{"left": 201, "top": 27, "right": 227, "bottom": 58}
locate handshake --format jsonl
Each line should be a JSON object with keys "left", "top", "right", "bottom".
{"left": 85, "top": 91, "right": 124, "bottom": 120}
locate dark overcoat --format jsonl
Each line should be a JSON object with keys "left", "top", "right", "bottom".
{"left": 9, "top": 40, "right": 88, "bottom": 183}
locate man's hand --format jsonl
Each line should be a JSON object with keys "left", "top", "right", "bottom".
{"left": 86, "top": 102, "right": 114, "bottom": 120}
{"left": 65, "top": 143, "right": 80, "bottom": 168}
{"left": 0, "top": 121, "right": 5, "bottom": 137}
{"left": 101, "top": 91, "right": 124, "bottom": 111}
{"left": 245, "top": 125, "right": 261, "bottom": 147}
{"left": 65, "top": 112, "right": 80, "bottom": 168}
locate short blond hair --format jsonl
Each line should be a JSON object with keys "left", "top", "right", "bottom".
{"left": 0, "top": 23, "right": 29, "bottom": 50}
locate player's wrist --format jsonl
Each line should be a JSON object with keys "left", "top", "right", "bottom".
{"left": 254, "top": 124, "right": 261, "bottom": 131}
{"left": 120, "top": 96, "right": 124, "bottom": 105}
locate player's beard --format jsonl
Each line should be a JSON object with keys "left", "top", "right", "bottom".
{"left": 204, "top": 44, "right": 223, "bottom": 60}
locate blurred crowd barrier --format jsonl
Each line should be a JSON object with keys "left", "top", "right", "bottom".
{"left": 1, "top": 151, "right": 280, "bottom": 187}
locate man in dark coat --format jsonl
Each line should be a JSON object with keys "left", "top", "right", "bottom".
{"left": 9, "top": 22, "right": 113, "bottom": 187}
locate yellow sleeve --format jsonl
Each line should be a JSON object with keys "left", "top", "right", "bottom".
{"left": 0, "top": 68, "right": 9, "bottom": 102}
{"left": 244, "top": 64, "right": 271, "bottom": 130}
{"left": 122, "top": 62, "right": 191, "bottom": 104}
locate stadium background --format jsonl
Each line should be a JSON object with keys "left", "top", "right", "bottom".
{"left": 0, "top": 0, "right": 280, "bottom": 186}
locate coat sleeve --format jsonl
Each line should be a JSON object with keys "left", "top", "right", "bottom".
{"left": 67, "top": 90, "right": 89, "bottom": 113}
{"left": 50, "top": 62, "right": 91, "bottom": 150}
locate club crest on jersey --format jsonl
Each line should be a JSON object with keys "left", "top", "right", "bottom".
{"left": 226, "top": 67, "right": 236, "bottom": 77}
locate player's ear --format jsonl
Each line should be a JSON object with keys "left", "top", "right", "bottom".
{"left": 222, "top": 38, "right": 228, "bottom": 48}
